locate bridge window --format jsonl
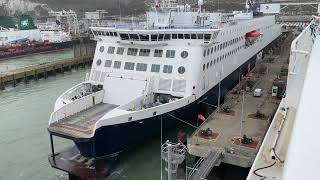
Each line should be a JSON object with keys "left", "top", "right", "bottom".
{"left": 129, "top": 34, "right": 139, "bottom": 41}
{"left": 184, "top": 34, "right": 191, "bottom": 39}
{"left": 107, "top": 46, "right": 115, "bottom": 54}
{"left": 154, "top": 49, "right": 163, "bottom": 57}
{"left": 127, "top": 48, "right": 138, "bottom": 56}
{"left": 197, "top": 34, "right": 203, "bottom": 40}
{"left": 120, "top": 33, "right": 129, "bottom": 40}
{"left": 151, "top": 34, "right": 158, "bottom": 41}
{"left": 116, "top": 47, "right": 125, "bottom": 55}
{"left": 158, "top": 34, "right": 164, "bottom": 41}
{"left": 124, "top": 62, "right": 135, "bottom": 70}
{"left": 105, "top": 60, "right": 112, "bottom": 67}
{"left": 151, "top": 64, "right": 160, "bottom": 73}
{"left": 204, "top": 34, "right": 211, "bottom": 41}
{"left": 181, "top": 51, "right": 188, "bottom": 59}
{"left": 113, "top": 61, "right": 121, "bottom": 69}
{"left": 166, "top": 50, "right": 175, "bottom": 58}
{"left": 139, "top": 34, "right": 149, "bottom": 41}
{"left": 172, "top": 34, "right": 178, "bottom": 39}
{"left": 136, "top": 63, "right": 148, "bottom": 71}
{"left": 164, "top": 34, "right": 171, "bottom": 40}
{"left": 139, "top": 49, "right": 151, "bottom": 57}
{"left": 163, "top": 65, "right": 173, "bottom": 74}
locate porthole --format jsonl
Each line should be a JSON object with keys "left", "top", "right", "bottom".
{"left": 99, "top": 46, "right": 104, "bottom": 52}
{"left": 178, "top": 66, "right": 186, "bottom": 74}
{"left": 96, "top": 59, "right": 102, "bottom": 66}
{"left": 181, "top": 51, "right": 189, "bottom": 58}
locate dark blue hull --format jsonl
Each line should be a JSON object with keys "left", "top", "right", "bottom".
{"left": 76, "top": 40, "right": 279, "bottom": 157}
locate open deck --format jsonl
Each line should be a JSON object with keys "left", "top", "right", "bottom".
{"left": 188, "top": 33, "right": 291, "bottom": 168}
{"left": 48, "top": 103, "right": 118, "bottom": 139}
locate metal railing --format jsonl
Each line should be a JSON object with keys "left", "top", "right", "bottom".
{"left": 48, "top": 90, "right": 104, "bottom": 125}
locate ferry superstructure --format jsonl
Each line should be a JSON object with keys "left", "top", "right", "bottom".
{"left": 48, "top": 0, "right": 282, "bottom": 157}
{"left": 247, "top": 19, "right": 320, "bottom": 180}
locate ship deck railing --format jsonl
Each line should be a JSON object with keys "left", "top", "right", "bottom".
{"left": 49, "top": 89, "right": 105, "bottom": 126}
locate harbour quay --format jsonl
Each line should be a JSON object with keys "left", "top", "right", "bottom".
{"left": 187, "top": 34, "right": 291, "bottom": 173}
{"left": 0, "top": 55, "right": 93, "bottom": 90}
{"left": 0, "top": 38, "right": 96, "bottom": 90}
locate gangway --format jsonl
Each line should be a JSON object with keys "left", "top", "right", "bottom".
{"left": 187, "top": 149, "right": 223, "bottom": 180}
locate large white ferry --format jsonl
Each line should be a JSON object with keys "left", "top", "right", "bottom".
{"left": 48, "top": 0, "right": 282, "bottom": 157}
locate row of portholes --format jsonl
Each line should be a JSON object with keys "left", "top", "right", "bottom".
{"left": 96, "top": 59, "right": 186, "bottom": 74}
{"left": 98, "top": 45, "right": 189, "bottom": 59}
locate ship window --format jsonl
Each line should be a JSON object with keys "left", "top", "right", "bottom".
{"left": 214, "top": 46, "right": 217, "bottom": 52}
{"left": 129, "top": 34, "right": 139, "bottom": 41}
{"left": 211, "top": 47, "right": 213, "bottom": 54}
{"left": 204, "top": 34, "right": 211, "bottom": 41}
{"left": 203, "top": 50, "right": 206, "bottom": 57}
{"left": 164, "top": 34, "right": 171, "bottom": 40}
{"left": 105, "top": 60, "right": 112, "bottom": 67}
{"left": 120, "top": 33, "right": 129, "bottom": 40}
{"left": 96, "top": 59, "right": 102, "bottom": 66}
{"left": 107, "top": 46, "right": 115, "bottom": 54}
{"left": 139, "top": 34, "right": 149, "bottom": 41}
{"left": 99, "top": 46, "right": 105, "bottom": 53}
{"left": 214, "top": 59, "right": 216, "bottom": 65}
{"left": 181, "top": 51, "right": 188, "bottom": 59}
{"left": 220, "top": 44, "right": 222, "bottom": 50}
{"left": 113, "top": 61, "right": 121, "bottom": 69}
{"left": 203, "top": 64, "right": 205, "bottom": 71}
{"left": 151, "top": 34, "right": 158, "bottom": 41}
{"left": 191, "top": 34, "right": 197, "bottom": 39}
{"left": 116, "top": 47, "right": 125, "bottom": 55}
{"left": 113, "top": 32, "right": 118, "bottom": 36}
{"left": 178, "top": 34, "right": 184, "bottom": 39}
{"left": 154, "top": 49, "right": 163, "bottom": 57}
{"left": 178, "top": 66, "right": 185, "bottom": 74}
{"left": 124, "top": 62, "right": 135, "bottom": 70}
{"left": 207, "top": 49, "right": 210, "bottom": 56}
{"left": 166, "top": 50, "right": 175, "bottom": 58}
{"left": 136, "top": 63, "right": 148, "bottom": 71}
{"left": 207, "top": 62, "right": 209, "bottom": 69}
{"left": 127, "top": 48, "right": 138, "bottom": 56}
{"left": 197, "top": 34, "right": 203, "bottom": 39}
{"left": 184, "top": 34, "right": 191, "bottom": 39}
{"left": 158, "top": 34, "right": 164, "bottom": 41}
{"left": 151, "top": 64, "right": 160, "bottom": 73}
{"left": 210, "top": 61, "right": 213, "bottom": 67}
{"left": 139, "top": 49, "right": 150, "bottom": 56}
{"left": 163, "top": 65, "right": 173, "bottom": 73}
{"left": 172, "top": 34, "right": 178, "bottom": 39}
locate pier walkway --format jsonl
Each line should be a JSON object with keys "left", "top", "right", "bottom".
{"left": 188, "top": 34, "right": 292, "bottom": 168}
{"left": 0, "top": 55, "right": 93, "bottom": 90}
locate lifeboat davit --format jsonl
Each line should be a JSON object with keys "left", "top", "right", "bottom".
{"left": 246, "top": 31, "right": 261, "bottom": 38}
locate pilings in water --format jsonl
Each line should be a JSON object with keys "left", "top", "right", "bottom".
{"left": 0, "top": 37, "right": 96, "bottom": 90}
